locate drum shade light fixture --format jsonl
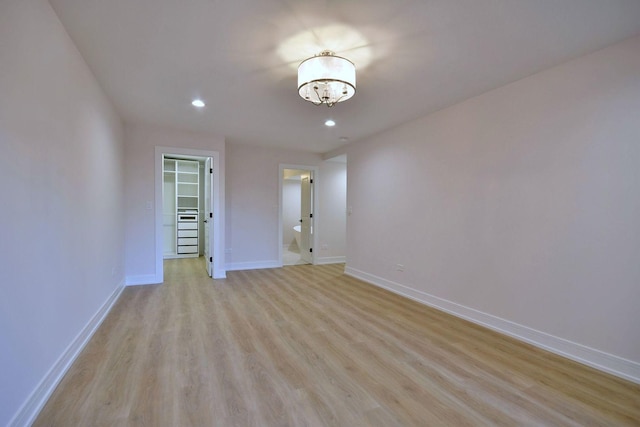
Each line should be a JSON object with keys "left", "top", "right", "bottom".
{"left": 298, "top": 51, "right": 356, "bottom": 107}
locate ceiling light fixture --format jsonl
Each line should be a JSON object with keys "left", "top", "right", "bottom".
{"left": 298, "top": 50, "right": 356, "bottom": 107}
{"left": 325, "top": 119, "right": 336, "bottom": 127}
{"left": 192, "top": 99, "right": 205, "bottom": 108}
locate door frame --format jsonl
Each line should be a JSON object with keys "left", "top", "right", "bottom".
{"left": 155, "top": 146, "right": 226, "bottom": 281}
{"left": 204, "top": 156, "right": 213, "bottom": 277}
{"left": 278, "top": 164, "right": 319, "bottom": 266}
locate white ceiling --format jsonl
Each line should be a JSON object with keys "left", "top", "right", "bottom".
{"left": 49, "top": 0, "right": 640, "bottom": 154}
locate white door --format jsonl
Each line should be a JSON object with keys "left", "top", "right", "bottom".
{"left": 204, "top": 157, "right": 213, "bottom": 277}
{"left": 300, "top": 174, "right": 313, "bottom": 264}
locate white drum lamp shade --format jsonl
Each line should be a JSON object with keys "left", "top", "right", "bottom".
{"left": 298, "top": 51, "right": 356, "bottom": 106}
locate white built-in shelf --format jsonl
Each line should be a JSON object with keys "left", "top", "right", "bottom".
{"left": 163, "top": 158, "right": 200, "bottom": 258}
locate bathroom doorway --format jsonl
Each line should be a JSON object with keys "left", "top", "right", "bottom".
{"left": 279, "top": 165, "right": 317, "bottom": 266}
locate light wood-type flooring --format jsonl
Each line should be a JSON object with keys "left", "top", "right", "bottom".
{"left": 34, "top": 258, "right": 640, "bottom": 426}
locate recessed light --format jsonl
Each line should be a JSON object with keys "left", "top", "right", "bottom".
{"left": 325, "top": 119, "right": 336, "bottom": 127}
{"left": 192, "top": 99, "right": 205, "bottom": 108}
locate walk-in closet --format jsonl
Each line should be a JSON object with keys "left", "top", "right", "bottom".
{"left": 163, "top": 157, "right": 204, "bottom": 258}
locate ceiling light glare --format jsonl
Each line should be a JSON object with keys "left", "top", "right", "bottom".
{"left": 192, "top": 99, "right": 205, "bottom": 108}
{"left": 325, "top": 119, "right": 336, "bottom": 127}
{"left": 277, "top": 24, "right": 372, "bottom": 70}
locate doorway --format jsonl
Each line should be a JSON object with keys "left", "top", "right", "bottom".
{"left": 279, "top": 165, "right": 317, "bottom": 266}
{"left": 162, "top": 156, "right": 205, "bottom": 261}
{"left": 155, "top": 146, "right": 225, "bottom": 282}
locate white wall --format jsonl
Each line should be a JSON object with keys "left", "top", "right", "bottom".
{"left": 0, "top": 1, "right": 125, "bottom": 425}
{"left": 317, "top": 160, "right": 347, "bottom": 263}
{"left": 123, "top": 123, "right": 225, "bottom": 282}
{"left": 283, "top": 179, "right": 301, "bottom": 248}
{"left": 346, "top": 35, "right": 640, "bottom": 381}
{"left": 225, "top": 143, "right": 321, "bottom": 270}
{"left": 124, "top": 127, "right": 339, "bottom": 277}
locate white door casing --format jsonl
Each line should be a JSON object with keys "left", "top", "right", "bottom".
{"left": 204, "top": 157, "right": 213, "bottom": 277}
{"left": 300, "top": 174, "right": 313, "bottom": 264}
{"left": 154, "top": 146, "right": 225, "bottom": 283}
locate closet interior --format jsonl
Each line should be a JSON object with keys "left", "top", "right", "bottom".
{"left": 163, "top": 157, "right": 204, "bottom": 258}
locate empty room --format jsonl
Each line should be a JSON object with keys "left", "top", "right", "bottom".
{"left": 1, "top": 0, "right": 640, "bottom": 426}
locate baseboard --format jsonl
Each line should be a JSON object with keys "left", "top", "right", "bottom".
{"left": 163, "top": 253, "right": 198, "bottom": 259}
{"left": 344, "top": 266, "right": 640, "bottom": 384}
{"left": 9, "top": 281, "right": 125, "bottom": 427}
{"left": 125, "top": 274, "right": 162, "bottom": 286}
{"left": 126, "top": 269, "right": 225, "bottom": 283}
{"left": 212, "top": 268, "right": 227, "bottom": 279}
{"left": 315, "top": 256, "right": 346, "bottom": 265}
{"left": 226, "top": 260, "right": 281, "bottom": 271}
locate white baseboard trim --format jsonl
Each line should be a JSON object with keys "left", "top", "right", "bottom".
{"left": 163, "top": 253, "right": 198, "bottom": 259}
{"left": 344, "top": 266, "right": 640, "bottom": 384}
{"left": 125, "top": 274, "right": 161, "bottom": 286}
{"left": 9, "top": 281, "right": 125, "bottom": 427}
{"left": 213, "top": 268, "right": 227, "bottom": 279}
{"left": 226, "top": 260, "right": 281, "bottom": 272}
{"left": 315, "top": 256, "right": 346, "bottom": 265}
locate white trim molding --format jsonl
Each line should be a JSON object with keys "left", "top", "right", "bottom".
{"left": 225, "top": 260, "right": 281, "bottom": 272}
{"left": 9, "top": 282, "right": 125, "bottom": 427}
{"left": 344, "top": 266, "right": 640, "bottom": 384}
{"left": 316, "top": 256, "right": 346, "bottom": 265}
{"left": 154, "top": 146, "right": 226, "bottom": 282}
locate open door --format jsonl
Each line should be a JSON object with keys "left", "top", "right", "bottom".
{"left": 204, "top": 157, "right": 213, "bottom": 277}
{"left": 300, "top": 173, "right": 313, "bottom": 264}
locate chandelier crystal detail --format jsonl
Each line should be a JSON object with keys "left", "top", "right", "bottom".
{"left": 297, "top": 50, "right": 356, "bottom": 107}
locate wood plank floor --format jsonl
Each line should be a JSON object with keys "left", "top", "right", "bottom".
{"left": 34, "top": 258, "right": 640, "bottom": 426}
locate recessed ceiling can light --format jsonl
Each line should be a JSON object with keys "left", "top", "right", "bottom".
{"left": 325, "top": 119, "right": 336, "bottom": 127}
{"left": 192, "top": 99, "right": 205, "bottom": 108}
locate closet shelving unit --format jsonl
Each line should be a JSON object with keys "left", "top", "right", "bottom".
{"left": 163, "top": 158, "right": 200, "bottom": 258}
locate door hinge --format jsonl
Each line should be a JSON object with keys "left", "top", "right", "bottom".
{"left": 309, "top": 213, "right": 313, "bottom": 218}
{"left": 209, "top": 257, "right": 213, "bottom": 262}
{"left": 209, "top": 212, "right": 213, "bottom": 218}
{"left": 310, "top": 179, "right": 313, "bottom": 184}
{"left": 209, "top": 168, "right": 213, "bottom": 173}
{"left": 309, "top": 248, "right": 313, "bottom": 253}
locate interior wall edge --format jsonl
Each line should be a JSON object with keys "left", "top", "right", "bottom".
{"left": 8, "top": 282, "right": 125, "bottom": 427}
{"left": 344, "top": 266, "right": 640, "bottom": 385}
